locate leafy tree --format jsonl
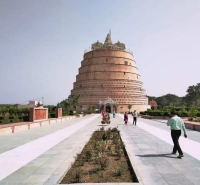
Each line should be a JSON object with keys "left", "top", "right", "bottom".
{"left": 87, "top": 104, "right": 92, "bottom": 114}
{"left": 67, "top": 95, "right": 80, "bottom": 110}
{"left": 0, "top": 107, "right": 8, "bottom": 116}
{"left": 148, "top": 94, "right": 184, "bottom": 108}
{"left": 57, "top": 100, "right": 70, "bottom": 113}
{"left": 127, "top": 104, "right": 132, "bottom": 112}
{"left": 185, "top": 83, "right": 200, "bottom": 106}
{"left": 188, "top": 106, "right": 198, "bottom": 119}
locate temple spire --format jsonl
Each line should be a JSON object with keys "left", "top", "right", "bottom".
{"left": 104, "top": 33, "right": 112, "bottom": 44}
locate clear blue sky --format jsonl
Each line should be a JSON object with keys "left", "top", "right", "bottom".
{"left": 0, "top": 0, "right": 200, "bottom": 105}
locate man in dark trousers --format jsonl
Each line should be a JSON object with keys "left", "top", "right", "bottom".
{"left": 167, "top": 111, "right": 187, "bottom": 158}
{"left": 132, "top": 110, "right": 138, "bottom": 125}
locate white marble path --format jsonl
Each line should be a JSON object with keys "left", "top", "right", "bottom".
{"left": 118, "top": 114, "right": 200, "bottom": 160}
{"left": 0, "top": 114, "right": 200, "bottom": 185}
{"left": 0, "top": 114, "right": 99, "bottom": 181}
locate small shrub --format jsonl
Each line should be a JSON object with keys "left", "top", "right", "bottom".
{"left": 50, "top": 113, "right": 55, "bottom": 118}
{"left": 23, "top": 116, "right": 29, "bottom": 121}
{"left": 12, "top": 116, "right": 19, "bottom": 123}
{"left": 93, "top": 141, "right": 98, "bottom": 149}
{"left": 76, "top": 153, "right": 85, "bottom": 166}
{"left": 177, "top": 111, "right": 188, "bottom": 117}
{"left": 115, "top": 167, "right": 125, "bottom": 176}
{"left": 188, "top": 117, "right": 193, "bottom": 121}
{"left": 195, "top": 118, "right": 200, "bottom": 122}
{"left": 85, "top": 150, "right": 92, "bottom": 161}
{"left": 100, "top": 156, "right": 109, "bottom": 170}
{"left": 98, "top": 171, "right": 104, "bottom": 183}
{"left": 115, "top": 145, "right": 123, "bottom": 158}
{"left": 196, "top": 112, "right": 200, "bottom": 117}
{"left": 2, "top": 116, "right": 10, "bottom": 124}
{"left": 162, "top": 111, "right": 170, "bottom": 116}
{"left": 69, "top": 110, "right": 73, "bottom": 115}
{"left": 111, "top": 127, "right": 118, "bottom": 132}
{"left": 74, "top": 168, "right": 82, "bottom": 182}
{"left": 101, "top": 133, "right": 107, "bottom": 141}
{"left": 100, "top": 127, "right": 105, "bottom": 131}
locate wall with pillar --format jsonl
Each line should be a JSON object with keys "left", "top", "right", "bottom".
{"left": 29, "top": 108, "right": 48, "bottom": 122}
{"left": 56, "top": 108, "right": 62, "bottom": 118}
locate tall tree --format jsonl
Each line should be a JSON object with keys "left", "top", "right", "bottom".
{"left": 127, "top": 104, "right": 132, "bottom": 112}
{"left": 67, "top": 95, "right": 80, "bottom": 110}
{"left": 185, "top": 83, "right": 200, "bottom": 106}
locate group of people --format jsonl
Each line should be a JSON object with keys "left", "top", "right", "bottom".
{"left": 124, "top": 110, "right": 138, "bottom": 125}
{"left": 102, "top": 109, "right": 187, "bottom": 158}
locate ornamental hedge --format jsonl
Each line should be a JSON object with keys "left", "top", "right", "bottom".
{"left": 140, "top": 109, "right": 200, "bottom": 118}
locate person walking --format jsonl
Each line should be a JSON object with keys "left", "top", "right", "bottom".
{"left": 124, "top": 112, "right": 128, "bottom": 125}
{"left": 167, "top": 111, "right": 187, "bottom": 158}
{"left": 113, "top": 110, "right": 115, "bottom": 118}
{"left": 132, "top": 110, "right": 138, "bottom": 125}
{"left": 101, "top": 110, "right": 105, "bottom": 118}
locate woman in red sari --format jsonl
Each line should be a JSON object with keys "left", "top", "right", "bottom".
{"left": 124, "top": 112, "right": 128, "bottom": 125}
{"left": 101, "top": 110, "right": 105, "bottom": 118}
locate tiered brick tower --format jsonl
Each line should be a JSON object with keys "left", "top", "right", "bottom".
{"left": 70, "top": 33, "right": 149, "bottom": 113}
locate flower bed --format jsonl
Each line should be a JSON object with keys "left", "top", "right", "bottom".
{"left": 60, "top": 127, "right": 138, "bottom": 183}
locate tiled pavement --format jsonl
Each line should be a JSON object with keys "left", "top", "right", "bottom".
{"left": 0, "top": 114, "right": 200, "bottom": 185}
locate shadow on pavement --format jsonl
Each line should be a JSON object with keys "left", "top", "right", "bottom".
{"left": 136, "top": 153, "right": 176, "bottom": 158}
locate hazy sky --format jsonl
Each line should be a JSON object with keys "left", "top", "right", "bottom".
{"left": 0, "top": 0, "right": 200, "bottom": 105}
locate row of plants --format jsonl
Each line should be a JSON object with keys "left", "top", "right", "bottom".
{"left": 140, "top": 106, "right": 200, "bottom": 122}
{"left": 0, "top": 107, "right": 29, "bottom": 116}
{"left": 60, "top": 127, "right": 137, "bottom": 183}
{"left": 0, "top": 116, "right": 29, "bottom": 124}
{"left": 0, "top": 110, "right": 82, "bottom": 124}
{"left": 48, "top": 110, "right": 82, "bottom": 118}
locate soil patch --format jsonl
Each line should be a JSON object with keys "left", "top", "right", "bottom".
{"left": 60, "top": 127, "right": 138, "bottom": 183}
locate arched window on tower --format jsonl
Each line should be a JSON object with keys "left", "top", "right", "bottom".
{"left": 80, "top": 84, "right": 82, "bottom": 88}
{"left": 124, "top": 61, "right": 128, "bottom": 65}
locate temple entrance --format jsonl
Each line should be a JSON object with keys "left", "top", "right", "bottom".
{"left": 98, "top": 97, "right": 118, "bottom": 113}
{"left": 106, "top": 105, "right": 111, "bottom": 113}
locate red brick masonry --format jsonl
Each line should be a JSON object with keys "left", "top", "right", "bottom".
{"left": 29, "top": 108, "right": 48, "bottom": 122}
{"left": 56, "top": 108, "right": 62, "bottom": 118}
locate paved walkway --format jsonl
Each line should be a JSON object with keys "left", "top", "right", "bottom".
{"left": 0, "top": 114, "right": 200, "bottom": 185}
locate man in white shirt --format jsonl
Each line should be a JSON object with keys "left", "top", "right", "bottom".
{"left": 167, "top": 111, "right": 187, "bottom": 158}
{"left": 132, "top": 110, "right": 138, "bottom": 125}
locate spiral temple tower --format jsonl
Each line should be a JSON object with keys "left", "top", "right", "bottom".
{"left": 70, "top": 33, "right": 150, "bottom": 113}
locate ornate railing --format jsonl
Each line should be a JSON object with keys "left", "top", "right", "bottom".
{"left": 84, "top": 47, "right": 133, "bottom": 55}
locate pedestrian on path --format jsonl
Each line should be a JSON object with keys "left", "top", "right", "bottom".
{"left": 132, "top": 110, "right": 138, "bottom": 125}
{"left": 124, "top": 112, "right": 128, "bottom": 125}
{"left": 167, "top": 111, "right": 187, "bottom": 158}
{"left": 101, "top": 110, "right": 105, "bottom": 118}
{"left": 113, "top": 110, "right": 115, "bottom": 118}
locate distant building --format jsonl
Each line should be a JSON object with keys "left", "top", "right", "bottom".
{"left": 70, "top": 33, "right": 150, "bottom": 113}
{"left": 17, "top": 101, "right": 37, "bottom": 108}
{"left": 149, "top": 100, "right": 158, "bottom": 109}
